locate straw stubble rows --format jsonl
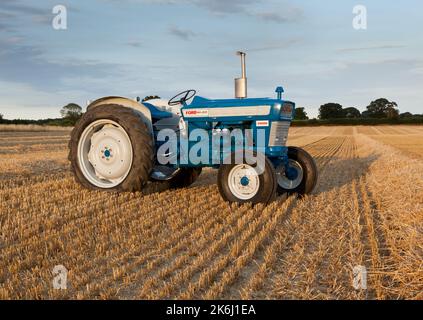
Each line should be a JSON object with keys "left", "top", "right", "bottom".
{"left": 0, "top": 125, "right": 421, "bottom": 299}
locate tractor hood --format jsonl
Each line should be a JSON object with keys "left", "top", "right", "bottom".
{"left": 182, "top": 96, "right": 295, "bottom": 121}
{"left": 189, "top": 96, "right": 283, "bottom": 108}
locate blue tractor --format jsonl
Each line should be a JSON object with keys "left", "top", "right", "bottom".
{"left": 69, "top": 52, "right": 317, "bottom": 204}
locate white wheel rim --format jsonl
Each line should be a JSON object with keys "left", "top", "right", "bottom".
{"left": 77, "top": 119, "right": 133, "bottom": 188}
{"left": 277, "top": 160, "right": 304, "bottom": 190}
{"left": 227, "top": 164, "right": 260, "bottom": 200}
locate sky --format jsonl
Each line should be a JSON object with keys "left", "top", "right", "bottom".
{"left": 0, "top": 0, "right": 422, "bottom": 119}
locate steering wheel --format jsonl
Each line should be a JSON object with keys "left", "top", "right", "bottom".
{"left": 168, "top": 89, "right": 196, "bottom": 106}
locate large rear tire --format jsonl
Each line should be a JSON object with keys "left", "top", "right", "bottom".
{"left": 276, "top": 146, "right": 318, "bottom": 196}
{"left": 68, "top": 104, "right": 154, "bottom": 191}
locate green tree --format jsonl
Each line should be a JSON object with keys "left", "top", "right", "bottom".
{"left": 365, "top": 98, "right": 398, "bottom": 118}
{"left": 294, "top": 107, "right": 309, "bottom": 120}
{"left": 361, "top": 110, "right": 371, "bottom": 118}
{"left": 386, "top": 106, "right": 399, "bottom": 119}
{"left": 400, "top": 112, "right": 413, "bottom": 118}
{"left": 343, "top": 107, "right": 361, "bottom": 118}
{"left": 0, "top": 113, "right": 3, "bottom": 120}
{"left": 319, "top": 103, "right": 344, "bottom": 119}
{"left": 60, "top": 103, "right": 82, "bottom": 124}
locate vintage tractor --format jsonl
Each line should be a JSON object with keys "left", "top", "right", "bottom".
{"left": 69, "top": 52, "right": 317, "bottom": 204}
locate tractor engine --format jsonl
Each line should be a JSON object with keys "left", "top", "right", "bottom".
{"left": 178, "top": 52, "right": 295, "bottom": 167}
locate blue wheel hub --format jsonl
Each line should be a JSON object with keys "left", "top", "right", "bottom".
{"left": 240, "top": 176, "right": 250, "bottom": 186}
{"left": 101, "top": 147, "right": 113, "bottom": 161}
{"left": 286, "top": 166, "right": 298, "bottom": 180}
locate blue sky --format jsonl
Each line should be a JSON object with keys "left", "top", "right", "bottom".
{"left": 0, "top": 0, "right": 422, "bottom": 119}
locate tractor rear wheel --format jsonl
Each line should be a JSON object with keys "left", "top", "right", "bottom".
{"left": 217, "top": 154, "right": 277, "bottom": 204}
{"left": 276, "top": 146, "right": 318, "bottom": 196}
{"left": 68, "top": 104, "right": 154, "bottom": 191}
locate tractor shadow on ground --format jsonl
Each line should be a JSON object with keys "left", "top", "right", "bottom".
{"left": 140, "top": 168, "right": 218, "bottom": 196}
{"left": 312, "top": 153, "right": 379, "bottom": 195}
{"left": 139, "top": 154, "right": 380, "bottom": 198}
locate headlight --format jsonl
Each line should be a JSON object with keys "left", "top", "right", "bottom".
{"left": 280, "top": 103, "right": 293, "bottom": 118}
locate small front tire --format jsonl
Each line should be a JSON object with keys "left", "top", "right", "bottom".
{"left": 217, "top": 155, "right": 277, "bottom": 204}
{"left": 276, "top": 146, "right": 318, "bottom": 196}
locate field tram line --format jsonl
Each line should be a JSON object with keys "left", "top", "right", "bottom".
{"left": 247, "top": 135, "right": 354, "bottom": 299}
{"left": 220, "top": 196, "right": 298, "bottom": 299}
{"left": 287, "top": 134, "right": 326, "bottom": 147}
{"left": 305, "top": 136, "right": 347, "bottom": 173}
{"left": 346, "top": 136, "right": 375, "bottom": 299}
{"left": 136, "top": 203, "right": 269, "bottom": 299}
{"left": 235, "top": 199, "right": 313, "bottom": 300}
{"left": 296, "top": 135, "right": 330, "bottom": 149}
{"left": 361, "top": 181, "right": 395, "bottom": 298}
{"left": 297, "top": 138, "right": 355, "bottom": 296}
{"left": 309, "top": 136, "right": 367, "bottom": 299}
{"left": 354, "top": 176, "right": 386, "bottom": 299}
{"left": 71, "top": 193, "right": 226, "bottom": 298}
{"left": 304, "top": 136, "right": 346, "bottom": 160}
{"left": 200, "top": 199, "right": 301, "bottom": 300}
{"left": 180, "top": 197, "right": 308, "bottom": 299}
{"left": 146, "top": 200, "right": 285, "bottom": 300}
{"left": 350, "top": 138, "right": 392, "bottom": 299}
{"left": 297, "top": 136, "right": 358, "bottom": 298}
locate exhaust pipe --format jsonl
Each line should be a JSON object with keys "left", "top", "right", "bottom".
{"left": 235, "top": 51, "right": 247, "bottom": 99}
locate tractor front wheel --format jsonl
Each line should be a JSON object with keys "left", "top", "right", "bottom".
{"left": 276, "top": 146, "right": 318, "bottom": 196}
{"left": 217, "top": 154, "right": 277, "bottom": 204}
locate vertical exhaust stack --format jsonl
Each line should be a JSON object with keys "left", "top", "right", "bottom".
{"left": 235, "top": 51, "right": 247, "bottom": 99}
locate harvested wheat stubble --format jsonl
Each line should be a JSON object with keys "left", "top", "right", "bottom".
{"left": 0, "top": 125, "right": 72, "bottom": 132}
{"left": 0, "top": 125, "right": 421, "bottom": 300}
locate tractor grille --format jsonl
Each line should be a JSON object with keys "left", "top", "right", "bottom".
{"left": 269, "top": 121, "right": 290, "bottom": 146}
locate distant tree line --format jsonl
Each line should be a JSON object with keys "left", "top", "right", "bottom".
{"left": 1, "top": 98, "right": 422, "bottom": 127}
{"left": 294, "top": 98, "right": 423, "bottom": 124}
{"left": 0, "top": 103, "right": 83, "bottom": 126}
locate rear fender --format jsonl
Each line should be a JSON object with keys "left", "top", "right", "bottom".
{"left": 87, "top": 96, "right": 153, "bottom": 134}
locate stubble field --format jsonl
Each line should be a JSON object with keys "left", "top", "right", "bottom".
{"left": 0, "top": 125, "right": 422, "bottom": 300}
